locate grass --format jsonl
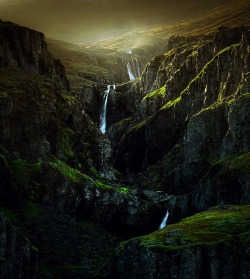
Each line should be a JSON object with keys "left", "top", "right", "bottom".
{"left": 160, "top": 43, "right": 240, "bottom": 112}
{"left": 143, "top": 86, "right": 166, "bottom": 100}
{"left": 49, "top": 159, "right": 92, "bottom": 184}
{"left": 161, "top": 96, "right": 182, "bottom": 110}
{"left": 215, "top": 152, "right": 250, "bottom": 175}
{"left": 61, "top": 128, "right": 74, "bottom": 158}
{"left": 116, "top": 205, "right": 250, "bottom": 254}
{"left": 49, "top": 158, "right": 131, "bottom": 194}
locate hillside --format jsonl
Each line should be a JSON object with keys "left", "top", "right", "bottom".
{"left": 81, "top": 0, "right": 250, "bottom": 51}
{"left": 0, "top": 1, "right": 250, "bottom": 278}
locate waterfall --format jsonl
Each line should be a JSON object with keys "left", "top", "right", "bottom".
{"left": 99, "top": 84, "right": 115, "bottom": 134}
{"left": 135, "top": 58, "right": 141, "bottom": 77}
{"left": 127, "top": 62, "right": 135, "bottom": 80}
{"left": 159, "top": 210, "right": 169, "bottom": 229}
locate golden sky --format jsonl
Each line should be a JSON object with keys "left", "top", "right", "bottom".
{"left": 0, "top": 0, "right": 235, "bottom": 43}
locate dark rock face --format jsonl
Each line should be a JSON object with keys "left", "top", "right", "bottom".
{"left": 0, "top": 18, "right": 250, "bottom": 279}
{"left": 0, "top": 213, "right": 37, "bottom": 279}
{"left": 112, "top": 240, "right": 250, "bottom": 279}
{"left": 0, "top": 21, "right": 69, "bottom": 90}
{"left": 105, "top": 26, "right": 250, "bottom": 227}
{"left": 113, "top": 27, "right": 250, "bottom": 173}
{"left": 0, "top": 21, "right": 116, "bottom": 180}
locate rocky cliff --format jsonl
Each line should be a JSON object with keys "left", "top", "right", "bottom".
{"left": 0, "top": 212, "right": 37, "bottom": 279}
{"left": 111, "top": 205, "right": 250, "bottom": 279}
{"left": 0, "top": 18, "right": 249, "bottom": 279}
{"left": 109, "top": 26, "right": 250, "bottom": 220}
{"left": 0, "top": 20, "right": 120, "bottom": 278}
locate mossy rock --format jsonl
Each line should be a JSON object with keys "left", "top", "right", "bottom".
{"left": 117, "top": 205, "right": 250, "bottom": 254}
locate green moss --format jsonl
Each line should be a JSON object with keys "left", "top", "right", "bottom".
{"left": 159, "top": 43, "right": 240, "bottom": 112}
{"left": 194, "top": 100, "right": 225, "bottom": 117}
{"left": 116, "top": 187, "right": 131, "bottom": 194}
{"left": 119, "top": 205, "right": 250, "bottom": 254}
{"left": 164, "top": 49, "right": 175, "bottom": 58}
{"left": 94, "top": 180, "right": 113, "bottom": 190}
{"left": 143, "top": 86, "right": 166, "bottom": 100}
{"left": 49, "top": 159, "right": 92, "bottom": 184}
{"left": 94, "top": 180, "right": 131, "bottom": 194}
{"left": 224, "top": 152, "right": 250, "bottom": 174}
{"left": 181, "top": 43, "right": 240, "bottom": 95}
{"left": 31, "top": 245, "right": 39, "bottom": 252}
{"left": 161, "top": 96, "right": 181, "bottom": 110}
{"left": 237, "top": 92, "right": 250, "bottom": 100}
{"left": 61, "top": 128, "right": 74, "bottom": 158}
{"left": 9, "top": 159, "right": 42, "bottom": 194}
{"left": 125, "top": 115, "right": 153, "bottom": 137}
{"left": 217, "top": 153, "right": 250, "bottom": 175}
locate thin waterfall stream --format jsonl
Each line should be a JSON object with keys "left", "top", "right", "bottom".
{"left": 159, "top": 210, "right": 169, "bottom": 229}
{"left": 100, "top": 84, "right": 115, "bottom": 133}
{"left": 127, "top": 62, "right": 135, "bottom": 80}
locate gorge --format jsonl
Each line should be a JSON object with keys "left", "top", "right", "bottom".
{"left": 0, "top": 1, "right": 250, "bottom": 278}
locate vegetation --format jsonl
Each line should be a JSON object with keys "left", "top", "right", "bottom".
{"left": 49, "top": 159, "right": 92, "bottom": 184}
{"left": 143, "top": 86, "right": 166, "bottom": 100}
{"left": 215, "top": 152, "right": 250, "bottom": 175}
{"left": 61, "top": 128, "right": 74, "bottom": 158}
{"left": 117, "top": 205, "right": 250, "bottom": 253}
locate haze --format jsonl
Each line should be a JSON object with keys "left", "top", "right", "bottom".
{"left": 0, "top": 0, "right": 235, "bottom": 43}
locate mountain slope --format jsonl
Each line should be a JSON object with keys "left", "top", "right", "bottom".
{"left": 109, "top": 26, "right": 250, "bottom": 220}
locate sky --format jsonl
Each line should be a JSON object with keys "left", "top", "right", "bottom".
{"left": 0, "top": 0, "right": 235, "bottom": 43}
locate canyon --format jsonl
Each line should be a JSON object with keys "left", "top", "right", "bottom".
{"left": 0, "top": 1, "right": 250, "bottom": 278}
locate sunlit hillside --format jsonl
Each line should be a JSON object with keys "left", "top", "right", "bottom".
{"left": 81, "top": 0, "right": 250, "bottom": 51}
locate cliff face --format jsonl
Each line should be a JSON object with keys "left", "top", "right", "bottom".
{"left": 0, "top": 212, "right": 37, "bottom": 279}
{"left": 0, "top": 20, "right": 120, "bottom": 278}
{"left": 109, "top": 27, "right": 250, "bottom": 218}
{"left": 0, "top": 18, "right": 249, "bottom": 279}
{"left": 111, "top": 205, "right": 250, "bottom": 279}
{"left": 0, "top": 20, "right": 69, "bottom": 90}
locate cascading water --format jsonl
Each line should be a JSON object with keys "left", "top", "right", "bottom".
{"left": 100, "top": 84, "right": 116, "bottom": 134}
{"left": 135, "top": 58, "right": 141, "bottom": 77}
{"left": 127, "top": 58, "right": 141, "bottom": 80}
{"left": 159, "top": 210, "right": 169, "bottom": 229}
{"left": 127, "top": 62, "right": 135, "bottom": 80}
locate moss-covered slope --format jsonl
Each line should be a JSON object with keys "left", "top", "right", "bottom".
{"left": 112, "top": 205, "right": 250, "bottom": 279}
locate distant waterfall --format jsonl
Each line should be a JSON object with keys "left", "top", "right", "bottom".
{"left": 100, "top": 84, "right": 115, "bottom": 134}
{"left": 159, "top": 211, "right": 169, "bottom": 229}
{"left": 126, "top": 58, "right": 141, "bottom": 80}
{"left": 127, "top": 62, "right": 135, "bottom": 80}
{"left": 135, "top": 58, "right": 141, "bottom": 77}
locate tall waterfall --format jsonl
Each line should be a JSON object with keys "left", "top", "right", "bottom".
{"left": 127, "top": 62, "right": 135, "bottom": 80}
{"left": 100, "top": 84, "right": 115, "bottom": 134}
{"left": 159, "top": 211, "right": 169, "bottom": 229}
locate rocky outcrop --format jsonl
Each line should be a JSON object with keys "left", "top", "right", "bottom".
{"left": 105, "top": 26, "right": 250, "bottom": 224}
{"left": 0, "top": 20, "right": 69, "bottom": 90}
{"left": 111, "top": 26, "right": 250, "bottom": 175}
{"left": 0, "top": 213, "right": 37, "bottom": 279}
{"left": 111, "top": 205, "right": 250, "bottom": 279}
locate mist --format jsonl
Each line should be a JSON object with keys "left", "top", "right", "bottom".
{"left": 0, "top": 0, "right": 235, "bottom": 43}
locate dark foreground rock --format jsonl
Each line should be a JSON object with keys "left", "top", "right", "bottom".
{"left": 111, "top": 205, "right": 250, "bottom": 279}
{"left": 0, "top": 212, "right": 37, "bottom": 279}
